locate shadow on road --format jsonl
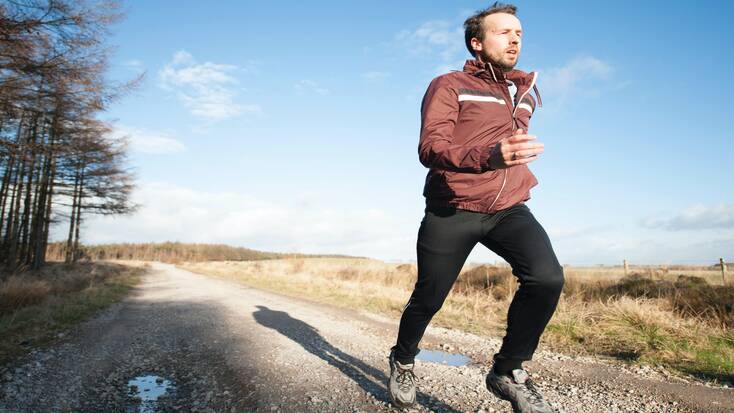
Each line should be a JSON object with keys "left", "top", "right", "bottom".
{"left": 253, "top": 305, "right": 463, "bottom": 413}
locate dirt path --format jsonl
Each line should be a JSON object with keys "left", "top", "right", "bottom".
{"left": 0, "top": 262, "right": 731, "bottom": 412}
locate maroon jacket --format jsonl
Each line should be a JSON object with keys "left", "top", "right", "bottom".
{"left": 419, "top": 58, "right": 542, "bottom": 214}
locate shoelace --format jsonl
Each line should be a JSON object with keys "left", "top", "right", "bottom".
{"left": 395, "top": 365, "right": 417, "bottom": 391}
{"left": 519, "top": 377, "right": 547, "bottom": 408}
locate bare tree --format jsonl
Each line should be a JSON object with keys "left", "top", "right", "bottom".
{"left": 0, "top": 0, "right": 141, "bottom": 271}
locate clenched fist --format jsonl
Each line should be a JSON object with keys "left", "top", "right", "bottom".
{"left": 488, "top": 128, "right": 544, "bottom": 170}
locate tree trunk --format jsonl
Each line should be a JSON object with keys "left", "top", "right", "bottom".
{"left": 72, "top": 169, "right": 84, "bottom": 263}
{"left": 65, "top": 169, "right": 80, "bottom": 264}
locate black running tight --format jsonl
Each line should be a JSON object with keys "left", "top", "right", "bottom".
{"left": 391, "top": 203, "right": 564, "bottom": 366}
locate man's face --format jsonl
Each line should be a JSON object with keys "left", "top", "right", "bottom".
{"left": 471, "top": 13, "right": 522, "bottom": 71}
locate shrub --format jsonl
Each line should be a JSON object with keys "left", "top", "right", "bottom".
{"left": 0, "top": 276, "right": 51, "bottom": 315}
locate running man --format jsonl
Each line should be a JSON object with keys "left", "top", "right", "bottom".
{"left": 388, "top": 3, "right": 564, "bottom": 412}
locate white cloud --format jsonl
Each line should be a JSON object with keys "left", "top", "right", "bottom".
{"left": 159, "top": 50, "right": 262, "bottom": 120}
{"left": 640, "top": 203, "right": 734, "bottom": 231}
{"left": 537, "top": 56, "right": 613, "bottom": 105}
{"left": 294, "top": 79, "right": 330, "bottom": 95}
{"left": 68, "top": 182, "right": 416, "bottom": 260}
{"left": 171, "top": 50, "right": 193, "bottom": 65}
{"left": 110, "top": 125, "right": 186, "bottom": 154}
{"left": 52, "top": 181, "right": 734, "bottom": 265}
{"left": 124, "top": 59, "right": 144, "bottom": 72}
{"left": 393, "top": 19, "right": 470, "bottom": 77}
{"left": 547, "top": 224, "right": 613, "bottom": 239}
{"left": 396, "top": 20, "right": 464, "bottom": 62}
{"left": 541, "top": 225, "right": 734, "bottom": 266}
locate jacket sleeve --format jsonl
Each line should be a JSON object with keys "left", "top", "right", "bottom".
{"left": 418, "top": 78, "right": 494, "bottom": 173}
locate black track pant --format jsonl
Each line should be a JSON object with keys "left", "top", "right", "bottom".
{"left": 391, "top": 202, "right": 564, "bottom": 366}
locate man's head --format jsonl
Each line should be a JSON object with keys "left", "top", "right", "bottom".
{"left": 464, "top": 2, "right": 522, "bottom": 72}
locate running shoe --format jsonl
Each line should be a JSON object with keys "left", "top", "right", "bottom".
{"left": 388, "top": 348, "right": 417, "bottom": 408}
{"left": 485, "top": 368, "right": 556, "bottom": 413}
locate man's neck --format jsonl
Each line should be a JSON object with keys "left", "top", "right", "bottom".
{"left": 476, "top": 56, "right": 511, "bottom": 73}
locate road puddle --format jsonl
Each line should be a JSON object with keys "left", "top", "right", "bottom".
{"left": 127, "top": 374, "right": 174, "bottom": 412}
{"left": 416, "top": 349, "right": 472, "bottom": 366}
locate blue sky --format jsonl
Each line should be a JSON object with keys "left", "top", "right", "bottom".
{"left": 60, "top": 0, "right": 734, "bottom": 265}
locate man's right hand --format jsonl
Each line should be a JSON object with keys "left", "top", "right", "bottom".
{"left": 488, "top": 128, "right": 544, "bottom": 170}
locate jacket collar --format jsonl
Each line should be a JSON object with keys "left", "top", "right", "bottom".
{"left": 462, "top": 58, "right": 534, "bottom": 86}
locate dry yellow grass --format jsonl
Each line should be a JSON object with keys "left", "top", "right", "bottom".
{"left": 180, "top": 257, "right": 734, "bottom": 384}
{"left": 0, "top": 261, "right": 148, "bottom": 365}
{"left": 561, "top": 265, "right": 728, "bottom": 286}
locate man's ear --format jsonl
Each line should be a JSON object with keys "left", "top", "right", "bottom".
{"left": 470, "top": 37, "right": 482, "bottom": 53}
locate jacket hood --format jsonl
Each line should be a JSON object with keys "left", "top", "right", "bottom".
{"left": 462, "top": 59, "right": 533, "bottom": 84}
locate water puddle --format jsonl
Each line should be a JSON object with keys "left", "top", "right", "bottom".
{"left": 416, "top": 349, "right": 472, "bottom": 366}
{"left": 126, "top": 374, "right": 175, "bottom": 413}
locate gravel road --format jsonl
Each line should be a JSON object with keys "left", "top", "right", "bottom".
{"left": 0, "top": 262, "right": 732, "bottom": 412}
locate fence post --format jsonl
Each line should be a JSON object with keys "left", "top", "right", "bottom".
{"left": 721, "top": 257, "right": 727, "bottom": 284}
{"left": 623, "top": 259, "right": 629, "bottom": 276}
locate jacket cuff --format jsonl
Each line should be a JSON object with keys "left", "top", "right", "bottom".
{"left": 481, "top": 145, "right": 495, "bottom": 171}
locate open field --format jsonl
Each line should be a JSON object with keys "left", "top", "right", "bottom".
{"left": 554, "top": 265, "right": 730, "bottom": 286}
{"left": 4, "top": 263, "right": 732, "bottom": 412}
{"left": 181, "top": 257, "right": 734, "bottom": 385}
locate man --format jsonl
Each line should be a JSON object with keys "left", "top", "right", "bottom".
{"left": 387, "top": 3, "right": 564, "bottom": 413}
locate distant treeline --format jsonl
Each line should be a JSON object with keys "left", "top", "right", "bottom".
{"left": 45, "top": 241, "right": 361, "bottom": 263}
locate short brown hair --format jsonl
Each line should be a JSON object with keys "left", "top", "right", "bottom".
{"left": 463, "top": 2, "right": 518, "bottom": 56}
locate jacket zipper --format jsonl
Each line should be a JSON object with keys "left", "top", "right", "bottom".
{"left": 486, "top": 70, "right": 537, "bottom": 212}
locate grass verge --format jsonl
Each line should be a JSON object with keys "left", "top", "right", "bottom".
{"left": 0, "top": 261, "right": 148, "bottom": 366}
